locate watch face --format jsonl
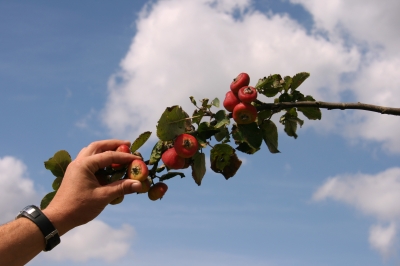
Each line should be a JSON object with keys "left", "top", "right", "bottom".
{"left": 23, "top": 206, "right": 40, "bottom": 218}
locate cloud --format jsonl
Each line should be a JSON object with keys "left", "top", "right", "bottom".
{"left": 42, "top": 220, "right": 134, "bottom": 262}
{"left": 287, "top": 0, "right": 400, "bottom": 153}
{"left": 0, "top": 156, "right": 37, "bottom": 224}
{"left": 101, "top": 0, "right": 360, "bottom": 141}
{"left": 313, "top": 167, "right": 400, "bottom": 257}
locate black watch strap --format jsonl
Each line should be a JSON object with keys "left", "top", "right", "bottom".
{"left": 16, "top": 205, "right": 60, "bottom": 251}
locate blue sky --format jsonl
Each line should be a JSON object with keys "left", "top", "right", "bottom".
{"left": 1, "top": 0, "right": 400, "bottom": 265}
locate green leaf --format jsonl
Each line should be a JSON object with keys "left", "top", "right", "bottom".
{"left": 210, "top": 144, "right": 234, "bottom": 171}
{"left": 44, "top": 150, "right": 72, "bottom": 178}
{"left": 197, "top": 122, "right": 219, "bottom": 142}
{"left": 131, "top": 131, "right": 152, "bottom": 153}
{"left": 156, "top": 106, "right": 188, "bottom": 141}
{"left": 259, "top": 120, "right": 280, "bottom": 153}
{"left": 210, "top": 144, "right": 242, "bottom": 180}
{"left": 291, "top": 72, "right": 310, "bottom": 90}
{"left": 257, "top": 110, "right": 272, "bottom": 125}
{"left": 214, "top": 127, "right": 229, "bottom": 142}
{"left": 280, "top": 109, "right": 304, "bottom": 139}
{"left": 156, "top": 165, "right": 166, "bottom": 173}
{"left": 211, "top": 98, "right": 220, "bottom": 108}
{"left": 191, "top": 152, "right": 206, "bottom": 186}
{"left": 283, "top": 76, "right": 292, "bottom": 92}
{"left": 232, "top": 123, "right": 263, "bottom": 154}
{"left": 159, "top": 172, "right": 185, "bottom": 181}
{"left": 52, "top": 176, "right": 62, "bottom": 190}
{"left": 201, "top": 98, "right": 210, "bottom": 108}
{"left": 189, "top": 96, "right": 197, "bottom": 107}
{"left": 214, "top": 110, "right": 230, "bottom": 128}
{"left": 40, "top": 191, "right": 56, "bottom": 210}
{"left": 192, "top": 109, "right": 205, "bottom": 125}
{"left": 255, "top": 74, "right": 283, "bottom": 97}
{"left": 297, "top": 95, "right": 322, "bottom": 120}
{"left": 149, "top": 140, "right": 164, "bottom": 165}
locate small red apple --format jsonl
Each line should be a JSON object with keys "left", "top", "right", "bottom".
{"left": 232, "top": 103, "right": 258, "bottom": 124}
{"left": 128, "top": 160, "right": 149, "bottom": 182}
{"left": 161, "top": 148, "right": 185, "bottom": 169}
{"left": 111, "top": 144, "right": 131, "bottom": 170}
{"left": 238, "top": 86, "right": 257, "bottom": 103}
{"left": 138, "top": 178, "right": 152, "bottom": 194}
{"left": 174, "top": 134, "right": 199, "bottom": 158}
{"left": 230, "top": 73, "right": 250, "bottom": 95}
{"left": 223, "top": 91, "right": 241, "bottom": 112}
{"left": 148, "top": 182, "right": 168, "bottom": 201}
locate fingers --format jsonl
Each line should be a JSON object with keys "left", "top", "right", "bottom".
{"left": 85, "top": 151, "right": 142, "bottom": 173}
{"left": 99, "top": 179, "right": 143, "bottom": 203}
{"left": 77, "top": 139, "right": 131, "bottom": 158}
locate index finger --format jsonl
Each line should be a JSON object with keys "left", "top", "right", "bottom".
{"left": 85, "top": 151, "right": 142, "bottom": 173}
{"left": 77, "top": 139, "right": 131, "bottom": 159}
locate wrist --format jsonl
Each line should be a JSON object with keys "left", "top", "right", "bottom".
{"left": 42, "top": 207, "right": 72, "bottom": 236}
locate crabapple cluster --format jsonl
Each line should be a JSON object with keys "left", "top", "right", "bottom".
{"left": 110, "top": 144, "right": 168, "bottom": 202}
{"left": 223, "top": 73, "right": 258, "bottom": 124}
{"left": 161, "top": 133, "right": 199, "bottom": 170}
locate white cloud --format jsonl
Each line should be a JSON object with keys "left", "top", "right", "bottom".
{"left": 0, "top": 156, "right": 37, "bottom": 224}
{"left": 102, "top": 0, "right": 359, "bottom": 141}
{"left": 42, "top": 220, "right": 134, "bottom": 262}
{"left": 313, "top": 167, "right": 400, "bottom": 257}
{"left": 287, "top": 0, "right": 400, "bottom": 153}
{"left": 369, "top": 223, "right": 397, "bottom": 259}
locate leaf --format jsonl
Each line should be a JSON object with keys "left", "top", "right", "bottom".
{"left": 259, "top": 120, "right": 280, "bottom": 153}
{"left": 201, "top": 98, "right": 210, "bottom": 108}
{"left": 149, "top": 140, "right": 164, "bottom": 165}
{"left": 255, "top": 74, "right": 283, "bottom": 97}
{"left": 214, "top": 110, "right": 230, "bottom": 128}
{"left": 52, "top": 176, "right": 62, "bottom": 190}
{"left": 257, "top": 110, "right": 272, "bottom": 125}
{"left": 210, "top": 144, "right": 242, "bottom": 180}
{"left": 40, "top": 191, "right": 56, "bottom": 210}
{"left": 291, "top": 72, "right": 310, "bottom": 90}
{"left": 297, "top": 95, "right": 322, "bottom": 120}
{"left": 191, "top": 152, "right": 206, "bottom": 186}
{"left": 214, "top": 127, "right": 229, "bottom": 142}
{"left": 280, "top": 108, "right": 304, "bottom": 139}
{"left": 156, "top": 106, "right": 188, "bottom": 141}
{"left": 44, "top": 150, "right": 72, "bottom": 178}
{"left": 211, "top": 98, "right": 220, "bottom": 108}
{"left": 131, "top": 131, "right": 152, "bottom": 153}
{"left": 189, "top": 96, "right": 197, "bottom": 107}
{"left": 197, "top": 122, "right": 219, "bottom": 142}
{"left": 159, "top": 172, "right": 185, "bottom": 181}
{"left": 192, "top": 109, "right": 205, "bottom": 125}
{"left": 283, "top": 76, "right": 292, "bottom": 92}
{"left": 232, "top": 123, "right": 263, "bottom": 154}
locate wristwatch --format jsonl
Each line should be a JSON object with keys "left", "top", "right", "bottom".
{"left": 15, "top": 205, "right": 60, "bottom": 251}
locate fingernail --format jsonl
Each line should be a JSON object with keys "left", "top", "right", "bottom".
{"left": 131, "top": 181, "right": 142, "bottom": 192}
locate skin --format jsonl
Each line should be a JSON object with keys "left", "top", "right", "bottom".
{"left": 0, "top": 139, "right": 143, "bottom": 266}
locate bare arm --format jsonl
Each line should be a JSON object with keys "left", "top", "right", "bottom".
{"left": 0, "top": 139, "right": 143, "bottom": 265}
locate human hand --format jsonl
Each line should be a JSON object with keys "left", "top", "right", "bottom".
{"left": 42, "top": 139, "right": 143, "bottom": 235}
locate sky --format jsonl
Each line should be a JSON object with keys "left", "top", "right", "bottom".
{"left": 1, "top": 0, "right": 400, "bottom": 265}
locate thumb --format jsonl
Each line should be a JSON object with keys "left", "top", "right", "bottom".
{"left": 100, "top": 179, "right": 143, "bottom": 202}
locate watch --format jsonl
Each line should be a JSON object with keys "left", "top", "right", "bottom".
{"left": 16, "top": 205, "right": 60, "bottom": 251}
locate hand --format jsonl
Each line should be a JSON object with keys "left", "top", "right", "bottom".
{"left": 42, "top": 139, "right": 143, "bottom": 235}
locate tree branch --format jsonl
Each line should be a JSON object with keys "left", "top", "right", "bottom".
{"left": 258, "top": 101, "right": 400, "bottom": 116}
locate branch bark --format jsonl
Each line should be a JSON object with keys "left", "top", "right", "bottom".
{"left": 257, "top": 101, "right": 400, "bottom": 116}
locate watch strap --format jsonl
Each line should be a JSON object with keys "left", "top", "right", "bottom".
{"left": 16, "top": 205, "right": 60, "bottom": 251}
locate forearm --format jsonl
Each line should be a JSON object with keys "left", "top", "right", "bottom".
{"left": 0, "top": 208, "right": 71, "bottom": 266}
{"left": 0, "top": 218, "right": 45, "bottom": 266}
